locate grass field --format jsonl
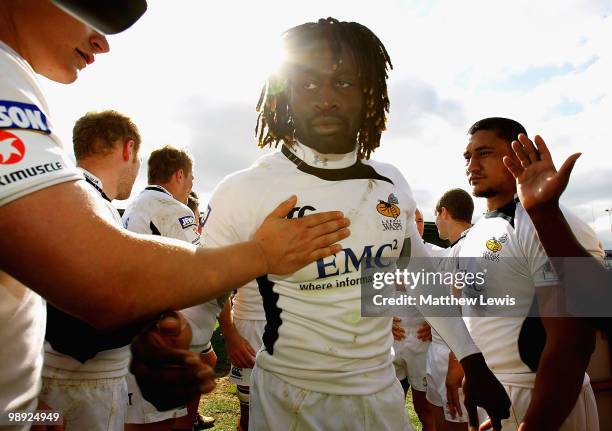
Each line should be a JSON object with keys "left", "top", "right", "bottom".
{"left": 199, "top": 324, "right": 423, "bottom": 431}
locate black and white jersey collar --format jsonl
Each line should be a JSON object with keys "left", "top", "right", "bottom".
{"left": 285, "top": 141, "right": 358, "bottom": 169}
{"left": 281, "top": 142, "right": 393, "bottom": 184}
{"left": 144, "top": 184, "right": 173, "bottom": 197}
{"left": 79, "top": 167, "right": 111, "bottom": 202}
{"left": 450, "top": 227, "right": 472, "bottom": 247}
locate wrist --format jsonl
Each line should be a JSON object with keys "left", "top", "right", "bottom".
{"left": 247, "top": 240, "right": 270, "bottom": 275}
{"left": 525, "top": 202, "right": 562, "bottom": 220}
{"left": 459, "top": 352, "right": 489, "bottom": 377}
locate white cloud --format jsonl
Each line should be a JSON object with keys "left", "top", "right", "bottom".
{"left": 39, "top": 0, "right": 612, "bottom": 247}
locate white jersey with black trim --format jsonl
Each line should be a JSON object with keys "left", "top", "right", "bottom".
{"left": 122, "top": 185, "right": 201, "bottom": 245}
{"left": 458, "top": 198, "right": 603, "bottom": 384}
{"left": 43, "top": 169, "right": 130, "bottom": 379}
{"left": 122, "top": 186, "right": 221, "bottom": 347}
{"left": 0, "top": 41, "right": 81, "bottom": 421}
{"left": 201, "top": 142, "right": 477, "bottom": 395}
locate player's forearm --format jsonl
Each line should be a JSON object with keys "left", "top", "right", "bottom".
{"left": 94, "top": 234, "right": 267, "bottom": 328}
{"left": 0, "top": 181, "right": 269, "bottom": 329}
{"left": 522, "top": 332, "right": 594, "bottom": 430}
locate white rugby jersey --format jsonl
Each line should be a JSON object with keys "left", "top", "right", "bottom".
{"left": 123, "top": 185, "right": 201, "bottom": 246}
{"left": 458, "top": 198, "right": 603, "bottom": 384}
{"left": 122, "top": 186, "right": 222, "bottom": 347}
{"left": 43, "top": 169, "right": 130, "bottom": 379}
{"left": 202, "top": 142, "right": 477, "bottom": 395}
{"left": 0, "top": 41, "right": 81, "bottom": 421}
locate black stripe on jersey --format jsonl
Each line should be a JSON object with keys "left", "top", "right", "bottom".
{"left": 150, "top": 221, "right": 161, "bottom": 235}
{"left": 518, "top": 297, "right": 546, "bottom": 372}
{"left": 84, "top": 176, "right": 111, "bottom": 202}
{"left": 281, "top": 145, "right": 394, "bottom": 184}
{"left": 484, "top": 197, "right": 519, "bottom": 228}
{"left": 257, "top": 276, "right": 282, "bottom": 356}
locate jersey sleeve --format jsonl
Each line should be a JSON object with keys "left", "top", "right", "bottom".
{"left": 518, "top": 205, "right": 604, "bottom": 288}
{"left": 0, "top": 53, "right": 81, "bottom": 207}
{"left": 160, "top": 205, "right": 201, "bottom": 246}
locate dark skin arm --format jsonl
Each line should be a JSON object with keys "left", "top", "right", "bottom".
{"left": 504, "top": 133, "right": 611, "bottom": 334}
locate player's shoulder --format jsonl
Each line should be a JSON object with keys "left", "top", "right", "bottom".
{"left": 516, "top": 201, "right": 603, "bottom": 259}
{"left": 210, "top": 151, "right": 284, "bottom": 199}
{"left": 0, "top": 45, "right": 52, "bottom": 133}
{"left": 363, "top": 158, "right": 413, "bottom": 196}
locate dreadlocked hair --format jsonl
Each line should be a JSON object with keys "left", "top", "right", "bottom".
{"left": 255, "top": 17, "right": 392, "bottom": 160}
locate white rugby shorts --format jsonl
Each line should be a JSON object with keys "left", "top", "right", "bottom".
{"left": 249, "top": 365, "right": 412, "bottom": 431}
{"left": 39, "top": 376, "right": 127, "bottom": 430}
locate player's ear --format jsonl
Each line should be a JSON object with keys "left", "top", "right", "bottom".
{"left": 122, "top": 139, "right": 136, "bottom": 162}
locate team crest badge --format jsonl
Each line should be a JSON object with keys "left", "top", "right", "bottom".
{"left": 486, "top": 238, "right": 502, "bottom": 252}
{"left": 376, "top": 193, "right": 401, "bottom": 219}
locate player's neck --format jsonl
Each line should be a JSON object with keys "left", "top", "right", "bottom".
{"left": 288, "top": 141, "right": 357, "bottom": 169}
{"left": 0, "top": 12, "right": 21, "bottom": 60}
{"left": 156, "top": 182, "right": 185, "bottom": 204}
{"left": 447, "top": 221, "right": 472, "bottom": 244}
{"left": 77, "top": 161, "right": 119, "bottom": 200}
{"left": 486, "top": 190, "right": 516, "bottom": 212}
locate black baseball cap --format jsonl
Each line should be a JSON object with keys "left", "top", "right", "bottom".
{"left": 51, "top": 0, "right": 147, "bottom": 35}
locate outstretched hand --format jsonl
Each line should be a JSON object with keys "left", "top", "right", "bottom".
{"left": 503, "top": 134, "right": 581, "bottom": 212}
{"left": 253, "top": 195, "right": 350, "bottom": 275}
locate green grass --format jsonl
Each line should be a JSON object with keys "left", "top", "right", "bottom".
{"left": 202, "top": 323, "right": 423, "bottom": 430}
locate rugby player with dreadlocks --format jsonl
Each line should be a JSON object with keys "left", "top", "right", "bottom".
{"left": 202, "top": 18, "right": 510, "bottom": 430}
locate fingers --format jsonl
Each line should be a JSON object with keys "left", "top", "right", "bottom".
{"left": 131, "top": 335, "right": 199, "bottom": 367}
{"left": 301, "top": 211, "right": 348, "bottom": 228}
{"left": 533, "top": 135, "right": 552, "bottom": 161}
{"left": 557, "top": 153, "right": 581, "bottom": 187}
{"left": 308, "top": 244, "right": 344, "bottom": 261}
{"left": 511, "top": 140, "right": 531, "bottom": 168}
{"left": 306, "top": 216, "right": 351, "bottom": 239}
{"left": 478, "top": 418, "right": 493, "bottom": 430}
{"left": 266, "top": 195, "right": 298, "bottom": 219}
{"left": 502, "top": 155, "right": 522, "bottom": 179}
{"left": 517, "top": 133, "right": 539, "bottom": 163}
{"left": 465, "top": 400, "right": 480, "bottom": 431}
{"left": 157, "top": 311, "right": 185, "bottom": 336}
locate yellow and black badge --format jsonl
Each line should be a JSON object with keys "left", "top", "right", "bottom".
{"left": 486, "top": 237, "right": 503, "bottom": 253}
{"left": 377, "top": 193, "right": 401, "bottom": 219}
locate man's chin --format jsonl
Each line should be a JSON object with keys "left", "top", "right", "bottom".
{"left": 472, "top": 187, "right": 497, "bottom": 198}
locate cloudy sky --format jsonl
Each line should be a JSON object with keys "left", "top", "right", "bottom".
{"left": 40, "top": 0, "right": 612, "bottom": 248}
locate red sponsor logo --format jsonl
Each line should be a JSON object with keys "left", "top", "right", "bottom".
{"left": 0, "top": 130, "right": 26, "bottom": 165}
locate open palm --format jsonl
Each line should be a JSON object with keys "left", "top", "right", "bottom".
{"left": 502, "top": 134, "right": 581, "bottom": 211}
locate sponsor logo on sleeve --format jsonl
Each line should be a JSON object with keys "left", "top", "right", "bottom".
{"left": 178, "top": 215, "right": 196, "bottom": 229}
{"left": 0, "top": 100, "right": 50, "bottom": 134}
{"left": 0, "top": 130, "right": 25, "bottom": 165}
{"left": 0, "top": 161, "right": 64, "bottom": 187}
